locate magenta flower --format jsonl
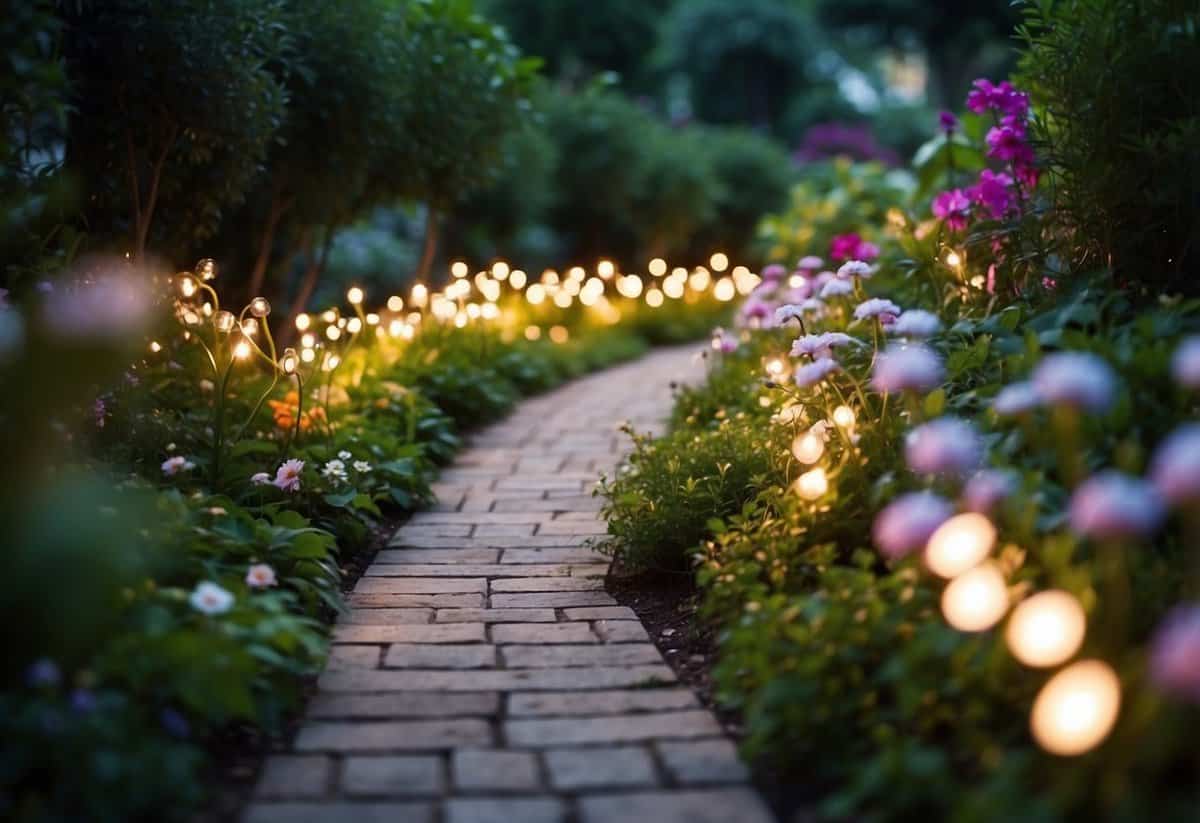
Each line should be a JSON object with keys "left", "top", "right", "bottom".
{"left": 1149, "top": 424, "right": 1200, "bottom": 506}
{"left": 966, "top": 79, "right": 1030, "bottom": 117}
{"left": 872, "top": 491, "right": 954, "bottom": 561}
{"left": 1069, "top": 470, "right": 1164, "bottom": 541}
{"left": 905, "top": 417, "right": 984, "bottom": 478}
{"left": 830, "top": 233, "right": 879, "bottom": 263}
{"left": 932, "top": 189, "right": 971, "bottom": 231}
{"left": 967, "top": 169, "right": 1015, "bottom": 219}
{"left": 740, "top": 298, "right": 772, "bottom": 322}
{"left": 1150, "top": 606, "right": 1200, "bottom": 702}
{"left": 938, "top": 110, "right": 960, "bottom": 135}
{"left": 986, "top": 125, "right": 1034, "bottom": 165}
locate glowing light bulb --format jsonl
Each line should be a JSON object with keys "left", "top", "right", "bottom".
{"left": 648, "top": 258, "right": 667, "bottom": 277}
{"left": 241, "top": 318, "right": 258, "bottom": 337}
{"left": 791, "top": 431, "right": 824, "bottom": 464}
{"left": 365, "top": 312, "right": 379, "bottom": 326}
{"left": 663, "top": 277, "right": 685, "bottom": 299}
{"left": 346, "top": 317, "right": 362, "bottom": 334}
{"left": 326, "top": 325, "right": 341, "bottom": 341}
{"left": 597, "top": 260, "right": 615, "bottom": 279}
{"left": 765, "top": 358, "right": 786, "bottom": 378}
{"left": 688, "top": 269, "right": 712, "bottom": 292}
{"left": 925, "top": 513, "right": 997, "bottom": 578}
{"left": 322, "top": 309, "right": 337, "bottom": 323}
{"left": 549, "top": 325, "right": 569, "bottom": 343}
{"left": 709, "top": 252, "right": 729, "bottom": 272}
{"left": 149, "top": 340, "right": 162, "bottom": 353}
{"left": 1030, "top": 660, "right": 1121, "bottom": 756}
{"left": 946, "top": 250, "right": 963, "bottom": 268}
{"left": 509, "top": 269, "right": 527, "bottom": 289}
{"left": 617, "top": 275, "right": 643, "bottom": 298}
{"left": 645, "top": 288, "right": 664, "bottom": 308}
{"left": 249, "top": 297, "right": 270, "bottom": 317}
{"left": 279, "top": 348, "right": 298, "bottom": 374}
{"left": 295, "top": 313, "right": 310, "bottom": 331}
{"left": 195, "top": 258, "right": 216, "bottom": 280}
{"left": 526, "top": 284, "right": 546, "bottom": 305}
{"left": 1006, "top": 591, "right": 1087, "bottom": 668}
{"left": 452, "top": 261, "right": 469, "bottom": 279}
{"left": 490, "top": 261, "right": 509, "bottom": 279}
{"left": 324, "top": 354, "right": 341, "bottom": 370}
{"left": 387, "top": 295, "right": 403, "bottom": 312}
{"left": 179, "top": 275, "right": 197, "bottom": 297}
{"left": 525, "top": 325, "right": 541, "bottom": 341}
{"left": 832, "top": 405, "right": 856, "bottom": 428}
{"left": 214, "top": 311, "right": 236, "bottom": 334}
{"left": 233, "top": 340, "right": 252, "bottom": 360}
{"left": 346, "top": 286, "right": 364, "bottom": 305}
{"left": 941, "top": 562, "right": 1008, "bottom": 631}
{"left": 553, "top": 291, "right": 572, "bottom": 308}
{"left": 793, "top": 467, "right": 828, "bottom": 500}
{"left": 300, "top": 347, "right": 315, "bottom": 363}
{"left": 713, "top": 278, "right": 736, "bottom": 302}
{"left": 410, "top": 283, "right": 429, "bottom": 308}
{"left": 301, "top": 333, "right": 315, "bottom": 349}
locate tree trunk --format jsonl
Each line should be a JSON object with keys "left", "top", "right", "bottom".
{"left": 248, "top": 191, "right": 293, "bottom": 297}
{"left": 127, "top": 125, "right": 176, "bottom": 262}
{"left": 285, "top": 228, "right": 335, "bottom": 334}
{"left": 415, "top": 205, "right": 439, "bottom": 284}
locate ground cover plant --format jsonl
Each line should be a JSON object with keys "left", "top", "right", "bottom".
{"left": 600, "top": 57, "right": 1200, "bottom": 821}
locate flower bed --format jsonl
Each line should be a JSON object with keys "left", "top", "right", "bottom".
{"left": 600, "top": 78, "right": 1200, "bottom": 820}
{"left": 0, "top": 260, "right": 734, "bottom": 820}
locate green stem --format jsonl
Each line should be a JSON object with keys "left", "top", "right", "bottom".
{"left": 211, "top": 359, "right": 236, "bottom": 489}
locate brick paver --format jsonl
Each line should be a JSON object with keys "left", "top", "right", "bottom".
{"left": 244, "top": 345, "right": 775, "bottom": 822}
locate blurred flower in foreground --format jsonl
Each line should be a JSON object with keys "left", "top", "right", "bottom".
{"left": 890, "top": 310, "right": 942, "bottom": 338}
{"left": 794, "top": 358, "right": 841, "bottom": 388}
{"left": 791, "top": 332, "right": 856, "bottom": 360}
{"left": 854, "top": 298, "right": 901, "bottom": 325}
{"left": 42, "top": 259, "right": 153, "bottom": 340}
{"left": 1150, "top": 605, "right": 1200, "bottom": 702}
{"left": 250, "top": 472, "right": 271, "bottom": 486}
{"left": 992, "top": 381, "right": 1041, "bottom": 416}
{"left": 905, "top": 417, "right": 983, "bottom": 477}
{"left": 871, "top": 344, "right": 944, "bottom": 394}
{"left": 873, "top": 491, "right": 954, "bottom": 560}
{"left": 1069, "top": 470, "right": 1164, "bottom": 541}
{"left": 836, "top": 260, "right": 872, "bottom": 280}
{"left": 189, "top": 581, "right": 234, "bottom": 615}
{"left": 1032, "top": 352, "right": 1117, "bottom": 413}
{"left": 245, "top": 564, "right": 277, "bottom": 589}
{"left": 1170, "top": 336, "right": 1200, "bottom": 390}
{"left": 963, "top": 469, "right": 1017, "bottom": 514}
{"left": 1149, "top": 424, "right": 1200, "bottom": 505}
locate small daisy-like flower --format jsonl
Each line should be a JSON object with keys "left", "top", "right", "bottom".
{"left": 819, "top": 279, "right": 853, "bottom": 299}
{"left": 1149, "top": 606, "right": 1200, "bottom": 703}
{"left": 889, "top": 310, "right": 941, "bottom": 338}
{"left": 790, "top": 332, "right": 856, "bottom": 360}
{"left": 1032, "top": 352, "right": 1117, "bottom": 413}
{"left": 905, "top": 417, "right": 983, "bottom": 477}
{"left": 1149, "top": 423, "right": 1200, "bottom": 506}
{"left": 1170, "top": 336, "right": 1200, "bottom": 389}
{"left": 322, "top": 459, "right": 348, "bottom": 482}
{"left": 871, "top": 344, "right": 944, "bottom": 394}
{"left": 337, "top": 450, "right": 352, "bottom": 460}
{"left": 250, "top": 471, "right": 271, "bottom": 486}
{"left": 353, "top": 460, "right": 372, "bottom": 473}
{"left": 773, "top": 304, "right": 806, "bottom": 325}
{"left": 245, "top": 564, "right": 277, "bottom": 589}
{"left": 274, "top": 459, "right": 304, "bottom": 492}
{"left": 872, "top": 491, "right": 954, "bottom": 561}
{"left": 837, "top": 260, "right": 873, "bottom": 280}
{"left": 992, "top": 381, "right": 1040, "bottom": 416}
{"left": 161, "top": 456, "right": 195, "bottom": 476}
{"left": 1069, "top": 470, "right": 1165, "bottom": 541}
{"left": 794, "top": 358, "right": 841, "bottom": 388}
{"left": 854, "top": 298, "right": 901, "bottom": 324}
{"left": 189, "top": 581, "right": 234, "bottom": 615}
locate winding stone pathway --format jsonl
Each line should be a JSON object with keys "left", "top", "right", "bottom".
{"left": 244, "top": 345, "right": 775, "bottom": 823}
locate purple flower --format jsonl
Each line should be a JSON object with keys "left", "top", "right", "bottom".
{"left": 794, "top": 358, "right": 841, "bottom": 388}
{"left": 761, "top": 264, "right": 787, "bottom": 282}
{"left": 967, "top": 169, "right": 1015, "bottom": 219}
{"left": 797, "top": 255, "right": 824, "bottom": 271}
{"left": 274, "top": 459, "right": 305, "bottom": 493}
{"left": 1171, "top": 336, "right": 1200, "bottom": 389}
{"left": 830, "top": 233, "right": 879, "bottom": 262}
{"left": 938, "top": 110, "right": 960, "bottom": 135}
{"left": 873, "top": 491, "right": 955, "bottom": 561}
{"left": 986, "top": 125, "right": 1034, "bottom": 165}
{"left": 1150, "top": 606, "right": 1200, "bottom": 702}
{"left": 250, "top": 471, "right": 272, "bottom": 486}
{"left": 889, "top": 310, "right": 942, "bottom": 338}
{"left": 932, "top": 189, "right": 971, "bottom": 231}
{"left": 42, "top": 265, "right": 153, "bottom": 340}
{"left": 94, "top": 397, "right": 107, "bottom": 428}
{"left": 871, "top": 344, "right": 945, "bottom": 394}
{"left": 966, "top": 79, "right": 1030, "bottom": 117}
{"left": 774, "top": 304, "right": 807, "bottom": 326}
{"left": 992, "top": 381, "right": 1041, "bottom": 416}
{"left": 1032, "top": 352, "right": 1117, "bottom": 413}
{"left": 741, "top": 298, "right": 772, "bottom": 321}
{"left": 854, "top": 298, "right": 902, "bottom": 324}
{"left": 161, "top": 708, "right": 191, "bottom": 739}
{"left": 26, "top": 658, "right": 61, "bottom": 688}
{"left": 819, "top": 279, "right": 854, "bottom": 299}
{"left": 905, "top": 417, "right": 984, "bottom": 477}
{"left": 791, "top": 332, "right": 857, "bottom": 360}
{"left": 963, "top": 469, "right": 1017, "bottom": 514}
{"left": 1149, "top": 424, "right": 1200, "bottom": 506}
{"left": 70, "top": 689, "right": 97, "bottom": 714}
{"left": 1069, "top": 470, "right": 1165, "bottom": 541}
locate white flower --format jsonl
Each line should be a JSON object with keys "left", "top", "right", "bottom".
{"left": 337, "top": 450, "right": 352, "bottom": 460}
{"left": 1031, "top": 352, "right": 1117, "bottom": 413}
{"left": 353, "top": 460, "right": 372, "bottom": 473}
{"left": 905, "top": 417, "right": 983, "bottom": 477}
{"left": 794, "top": 358, "right": 841, "bottom": 388}
{"left": 837, "top": 260, "right": 873, "bottom": 280}
{"left": 790, "top": 332, "right": 856, "bottom": 360}
{"left": 853, "top": 298, "right": 901, "bottom": 323}
{"left": 245, "top": 564, "right": 277, "bottom": 589}
{"left": 871, "top": 344, "right": 944, "bottom": 394}
{"left": 773, "top": 304, "right": 806, "bottom": 325}
{"left": 322, "top": 459, "right": 348, "bottom": 482}
{"left": 889, "top": 310, "right": 942, "bottom": 338}
{"left": 161, "top": 456, "right": 195, "bottom": 476}
{"left": 1149, "top": 423, "right": 1200, "bottom": 505}
{"left": 1069, "top": 470, "right": 1165, "bottom": 541}
{"left": 199, "top": 379, "right": 214, "bottom": 393}
{"left": 189, "top": 581, "right": 234, "bottom": 616}
{"left": 206, "top": 506, "right": 227, "bottom": 516}
{"left": 819, "top": 279, "right": 854, "bottom": 299}
{"left": 250, "top": 472, "right": 272, "bottom": 485}
{"left": 1171, "top": 336, "right": 1200, "bottom": 389}
{"left": 992, "top": 381, "right": 1041, "bottom": 416}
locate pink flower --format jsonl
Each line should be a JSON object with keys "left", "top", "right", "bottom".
{"left": 938, "top": 110, "right": 960, "bottom": 135}
{"left": 1149, "top": 424, "right": 1200, "bottom": 506}
{"left": 905, "top": 417, "right": 984, "bottom": 477}
{"left": 774, "top": 304, "right": 807, "bottom": 326}
{"left": 986, "top": 125, "right": 1034, "bottom": 165}
{"left": 741, "top": 298, "right": 771, "bottom": 320}
{"left": 796, "top": 255, "right": 824, "bottom": 271}
{"left": 1032, "top": 352, "right": 1116, "bottom": 413}
{"left": 1013, "top": 164, "right": 1039, "bottom": 190}
{"left": 761, "top": 264, "right": 787, "bottom": 282}
{"left": 1069, "top": 470, "right": 1164, "bottom": 541}
{"left": 853, "top": 298, "right": 901, "bottom": 325}
{"left": 43, "top": 265, "right": 154, "bottom": 340}
{"left": 836, "top": 260, "right": 872, "bottom": 280}
{"left": 871, "top": 344, "right": 944, "bottom": 394}
{"left": 1150, "top": 606, "right": 1200, "bottom": 702}
{"left": 932, "top": 189, "right": 971, "bottom": 231}
{"left": 794, "top": 358, "right": 841, "bottom": 388}
{"left": 830, "top": 233, "right": 871, "bottom": 262}
{"left": 819, "top": 279, "right": 853, "bottom": 299}
{"left": 963, "top": 470, "right": 1017, "bottom": 514}
{"left": 246, "top": 563, "right": 278, "bottom": 589}
{"left": 856, "top": 241, "right": 880, "bottom": 260}
{"left": 966, "top": 79, "right": 1029, "bottom": 117}
{"left": 273, "top": 459, "right": 304, "bottom": 493}
{"left": 1171, "top": 336, "right": 1200, "bottom": 389}
{"left": 967, "top": 169, "right": 1014, "bottom": 219}
{"left": 992, "top": 381, "right": 1040, "bottom": 416}
{"left": 791, "top": 332, "right": 856, "bottom": 360}
{"left": 162, "top": 456, "right": 195, "bottom": 476}
{"left": 873, "top": 491, "right": 954, "bottom": 561}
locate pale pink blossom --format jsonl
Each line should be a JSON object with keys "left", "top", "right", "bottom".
{"left": 905, "top": 417, "right": 983, "bottom": 477}
{"left": 774, "top": 304, "right": 807, "bottom": 325}
{"left": 819, "top": 279, "right": 853, "bottom": 299}
{"left": 837, "top": 260, "right": 873, "bottom": 280}
{"left": 1032, "top": 352, "right": 1116, "bottom": 413}
{"left": 796, "top": 255, "right": 824, "bottom": 270}
{"left": 854, "top": 298, "right": 901, "bottom": 325}
{"left": 871, "top": 344, "right": 944, "bottom": 394}
{"left": 1149, "top": 424, "right": 1200, "bottom": 505}
{"left": 1150, "top": 606, "right": 1200, "bottom": 702}
{"left": 273, "top": 459, "right": 305, "bottom": 493}
{"left": 250, "top": 472, "right": 272, "bottom": 486}
{"left": 992, "top": 381, "right": 1040, "bottom": 416}
{"left": 889, "top": 310, "right": 941, "bottom": 338}
{"left": 963, "top": 470, "right": 1017, "bottom": 514}
{"left": 1069, "top": 470, "right": 1164, "bottom": 541}
{"left": 245, "top": 564, "right": 278, "bottom": 589}
{"left": 790, "top": 332, "right": 856, "bottom": 360}
{"left": 761, "top": 264, "right": 787, "bottom": 282}
{"left": 794, "top": 358, "right": 841, "bottom": 388}
{"left": 189, "top": 581, "right": 234, "bottom": 615}
{"left": 1170, "top": 336, "right": 1200, "bottom": 389}
{"left": 872, "top": 492, "right": 954, "bottom": 561}
{"left": 161, "top": 456, "right": 195, "bottom": 476}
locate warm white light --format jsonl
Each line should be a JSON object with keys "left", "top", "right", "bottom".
{"left": 567, "top": 266, "right": 585, "bottom": 282}
{"left": 765, "top": 358, "right": 786, "bottom": 378}
{"left": 648, "top": 258, "right": 667, "bottom": 277}
{"left": 295, "top": 313, "right": 311, "bottom": 331}
{"left": 1006, "top": 591, "right": 1087, "bottom": 668}
{"left": 324, "top": 354, "right": 341, "bottom": 371}
{"left": 925, "top": 513, "right": 997, "bottom": 579}
{"left": 709, "top": 252, "right": 729, "bottom": 272}
{"left": 688, "top": 268, "right": 712, "bottom": 292}
{"left": 791, "top": 431, "right": 825, "bottom": 464}
{"left": 387, "top": 296, "right": 403, "bottom": 312}
{"left": 526, "top": 284, "right": 546, "bottom": 305}
{"left": 149, "top": 340, "right": 162, "bottom": 353}
{"left": 366, "top": 312, "right": 379, "bottom": 326}
{"left": 713, "top": 278, "right": 736, "bottom": 302}
{"left": 645, "top": 288, "right": 664, "bottom": 308}
{"left": 452, "top": 261, "right": 469, "bottom": 279}
{"left": 347, "top": 286, "right": 364, "bottom": 305}
{"left": 1031, "top": 660, "right": 1121, "bottom": 756}
{"left": 941, "top": 562, "right": 1008, "bottom": 631}
{"left": 300, "top": 333, "right": 315, "bottom": 349}
{"left": 945, "top": 250, "right": 963, "bottom": 268}
{"left": 490, "top": 261, "right": 509, "bottom": 279}
{"left": 597, "top": 260, "right": 615, "bottom": 279}
{"left": 214, "top": 311, "right": 236, "bottom": 334}
{"left": 300, "top": 347, "right": 315, "bottom": 363}
{"left": 346, "top": 317, "right": 363, "bottom": 334}
{"left": 663, "top": 277, "right": 685, "bottom": 299}
{"left": 524, "top": 325, "right": 541, "bottom": 341}
{"left": 233, "top": 340, "right": 252, "bottom": 360}
{"left": 549, "top": 325, "right": 569, "bottom": 343}
{"left": 322, "top": 309, "right": 337, "bottom": 323}
{"left": 280, "top": 348, "right": 298, "bottom": 374}
{"left": 454, "top": 311, "right": 468, "bottom": 328}
{"left": 509, "top": 269, "right": 527, "bottom": 289}
{"left": 481, "top": 302, "right": 499, "bottom": 319}
{"left": 249, "top": 297, "right": 270, "bottom": 317}
{"left": 553, "top": 291, "right": 572, "bottom": 309}
{"left": 788, "top": 274, "right": 805, "bottom": 289}
{"left": 241, "top": 318, "right": 258, "bottom": 337}
{"left": 410, "top": 283, "right": 428, "bottom": 308}
{"left": 179, "top": 275, "right": 197, "bottom": 297}
{"left": 617, "top": 275, "right": 643, "bottom": 299}
{"left": 794, "top": 467, "right": 828, "bottom": 500}
{"left": 326, "top": 325, "right": 341, "bottom": 341}
{"left": 832, "top": 405, "right": 856, "bottom": 428}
